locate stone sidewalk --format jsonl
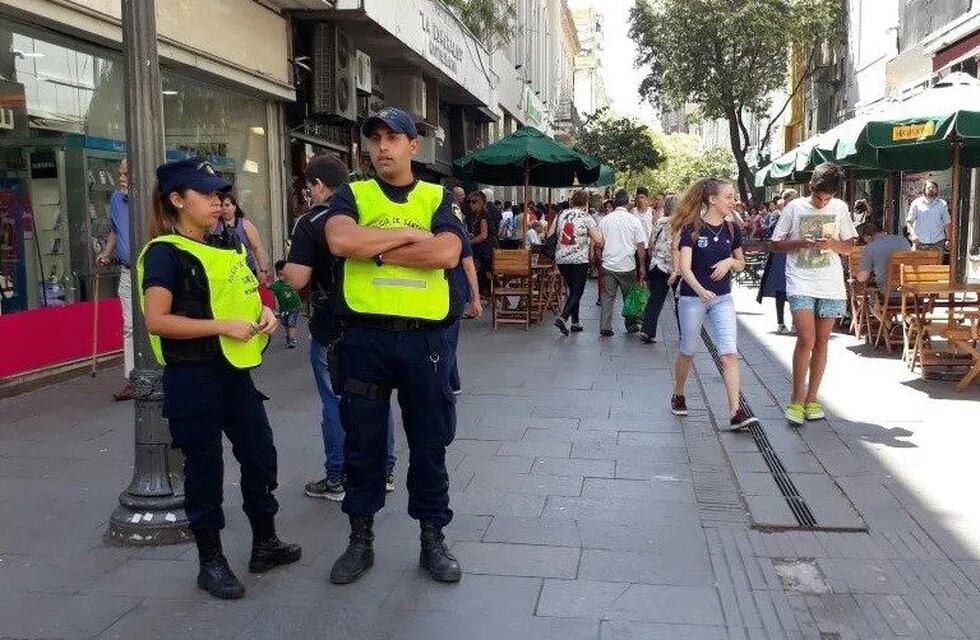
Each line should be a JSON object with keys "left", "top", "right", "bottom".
{"left": 2, "top": 280, "right": 980, "bottom": 639}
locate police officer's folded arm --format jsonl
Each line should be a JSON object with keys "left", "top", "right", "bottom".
{"left": 383, "top": 231, "right": 462, "bottom": 270}
{"left": 324, "top": 214, "right": 431, "bottom": 259}
{"left": 144, "top": 286, "right": 255, "bottom": 342}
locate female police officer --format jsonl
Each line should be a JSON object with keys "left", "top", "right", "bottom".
{"left": 138, "top": 158, "right": 301, "bottom": 599}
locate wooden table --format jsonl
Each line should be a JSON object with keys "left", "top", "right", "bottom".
{"left": 902, "top": 282, "right": 980, "bottom": 390}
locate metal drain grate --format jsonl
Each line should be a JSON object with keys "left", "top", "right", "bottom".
{"left": 700, "top": 328, "right": 818, "bottom": 529}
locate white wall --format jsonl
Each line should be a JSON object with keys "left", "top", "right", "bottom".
{"left": 846, "top": 0, "right": 900, "bottom": 113}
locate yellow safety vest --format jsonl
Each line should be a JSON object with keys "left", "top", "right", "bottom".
{"left": 343, "top": 179, "right": 450, "bottom": 321}
{"left": 136, "top": 234, "right": 268, "bottom": 369}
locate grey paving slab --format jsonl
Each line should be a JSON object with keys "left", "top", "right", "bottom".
{"left": 383, "top": 571, "right": 542, "bottom": 615}
{"left": 497, "top": 440, "right": 573, "bottom": 457}
{"left": 578, "top": 548, "right": 714, "bottom": 586}
{"left": 531, "top": 457, "right": 616, "bottom": 478}
{"left": 542, "top": 496, "right": 703, "bottom": 528}
{"left": 581, "top": 476, "right": 697, "bottom": 503}
{"left": 599, "top": 621, "right": 730, "bottom": 640}
{"left": 0, "top": 592, "right": 141, "bottom": 639}
{"left": 571, "top": 442, "right": 690, "bottom": 464}
{"left": 482, "top": 515, "right": 582, "bottom": 547}
{"left": 538, "top": 579, "right": 725, "bottom": 625}
{"left": 97, "top": 598, "right": 265, "bottom": 640}
{"left": 449, "top": 488, "right": 547, "bottom": 517}
{"left": 467, "top": 471, "right": 583, "bottom": 496}
{"left": 451, "top": 541, "right": 579, "bottom": 578}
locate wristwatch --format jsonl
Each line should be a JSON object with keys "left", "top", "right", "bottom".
{"left": 374, "top": 253, "right": 384, "bottom": 267}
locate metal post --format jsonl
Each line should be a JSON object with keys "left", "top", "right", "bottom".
{"left": 106, "top": 0, "right": 190, "bottom": 546}
{"left": 949, "top": 138, "right": 962, "bottom": 284}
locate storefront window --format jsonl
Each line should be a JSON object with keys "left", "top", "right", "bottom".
{"left": 0, "top": 21, "right": 273, "bottom": 316}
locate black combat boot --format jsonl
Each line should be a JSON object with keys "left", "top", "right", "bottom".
{"left": 248, "top": 515, "right": 302, "bottom": 574}
{"left": 329, "top": 515, "right": 375, "bottom": 584}
{"left": 193, "top": 529, "right": 245, "bottom": 600}
{"left": 419, "top": 521, "right": 461, "bottom": 583}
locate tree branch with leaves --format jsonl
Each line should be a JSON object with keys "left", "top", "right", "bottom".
{"left": 578, "top": 108, "right": 663, "bottom": 175}
{"left": 629, "top": 0, "right": 843, "bottom": 200}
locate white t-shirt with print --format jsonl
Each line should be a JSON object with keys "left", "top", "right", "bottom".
{"left": 599, "top": 207, "right": 647, "bottom": 272}
{"left": 554, "top": 207, "right": 597, "bottom": 265}
{"left": 771, "top": 197, "right": 857, "bottom": 300}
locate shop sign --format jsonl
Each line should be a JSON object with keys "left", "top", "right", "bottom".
{"left": 522, "top": 86, "right": 545, "bottom": 128}
{"left": 420, "top": 4, "right": 466, "bottom": 80}
{"left": 0, "top": 80, "right": 28, "bottom": 134}
{"left": 892, "top": 120, "right": 936, "bottom": 142}
{"left": 30, "top": 150, "right": 58, "bottom": 179}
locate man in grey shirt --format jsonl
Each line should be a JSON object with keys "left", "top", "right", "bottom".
{"left": 906, "top": 180, "right": 950, "bottom": 251}
{"left": 856, "top": 220, "right": 911, "bottom": 290}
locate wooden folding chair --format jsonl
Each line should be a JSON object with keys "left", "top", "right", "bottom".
{"left": 870, "top": 251, "right": 940, "bottom": 352}
{"left": 900, "top": 264, "right": 951, "bottom": 370}
{"left": 939, "top": 312, "right": 980, "bottom": 391}
{"left": 847, "top": 248, "right": 870, "bottom": 340}
{"left": 490, "top": 249, "right": 532, "bottom": 329}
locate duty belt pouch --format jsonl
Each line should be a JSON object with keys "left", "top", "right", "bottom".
{"left": 326, "top": 336, "right": 344, "bottom": 393}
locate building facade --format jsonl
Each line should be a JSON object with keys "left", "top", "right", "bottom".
{"left": 571, "top": 5, "right": 608, "bottom": 119}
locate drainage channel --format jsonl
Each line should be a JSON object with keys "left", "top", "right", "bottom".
{"left": 700, "top": 328, "right": 819, "bottom": 529}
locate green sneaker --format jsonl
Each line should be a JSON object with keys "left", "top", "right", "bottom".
{"left": 804, "top": 402, "right": 825, "bottom": 421}
{"left": 785, "top": 403, "right": 805, "bottom": 426}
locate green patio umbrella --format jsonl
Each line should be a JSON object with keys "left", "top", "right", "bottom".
{"left": 590, "top": 163, "right": 616, "bottom": 187}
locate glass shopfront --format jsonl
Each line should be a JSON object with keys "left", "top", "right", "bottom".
{"left": 0, "top": 20, "right": 275, "bottom": 316}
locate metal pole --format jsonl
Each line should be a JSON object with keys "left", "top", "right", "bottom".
{"left": 949, "top": 138, "right": 962, "bottom": 284}
{"left": 106, "top": 0, "right": 190, "bottom": 546}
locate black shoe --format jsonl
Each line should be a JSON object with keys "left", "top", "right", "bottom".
{"left": 249, "top": 538, "right": 302, "bottom": 573}
{"left": 305, "top": 476, "right": 345, "bottom": 501}
{"left": 638, "top": 331, "right": 655, "bottom": 344}
{"left": 330, "top": 516, "right": 375, "bottom": 585}
{"left": 599, "top": 329, "right": 614, "bottom": 337}
{"left": 670, "top": 394, "right": 688, "bottom": 416}
{"left": 626, "top": 324, "right": 640, "bottom": 334}
{"left": 193, "top": 529, "right": 244, "bottom": 600}
{"left": 197, "top": 556, "right": 245, "bottom": 600}
{"left": 420, "top": 521, "right": 461, "bottom": 583}
{"left": 728, "top": 408, "right": 759, "bottom": 432}
{"left": 570, "top": 323, "right": 584, "bottom": 333}
{"left": 554, "top": 317, "right": 570, "bottom": 336}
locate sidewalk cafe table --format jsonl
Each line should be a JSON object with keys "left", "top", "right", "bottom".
{"left": 902, "top": 281, "right": 980, "bottom": 390}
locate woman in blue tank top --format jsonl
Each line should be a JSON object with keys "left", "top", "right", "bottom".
{"left": 215, "top": 194, "right": 269, "bottom": 280}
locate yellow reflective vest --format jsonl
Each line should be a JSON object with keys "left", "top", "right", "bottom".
{"left": 137, "top": 234, "right": 268, "bottom": 369}
{"left": 342, "top": 179, "right": 450, "bottom": 321}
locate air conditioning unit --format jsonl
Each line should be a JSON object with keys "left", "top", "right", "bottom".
{"left": 416, "top": 133, "right": 436, "bottom": 165}
{"left": 385, "top": 74, "right": 427, "bottom": 122}
{"left": 311, "top": 23, "right": 356, "bottom": 122}
{"left": 355, "top": 50, "right": 372, "bottom": 95}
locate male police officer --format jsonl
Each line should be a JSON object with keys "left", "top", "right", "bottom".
{"left": 324, "top": 108, "right": 464, "bottom": 584}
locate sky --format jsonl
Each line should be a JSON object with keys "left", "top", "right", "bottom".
{"left": 568, "top": 0, "right": 660, "bottom": 128}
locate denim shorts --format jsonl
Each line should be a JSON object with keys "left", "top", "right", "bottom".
{"left": 678, "top": 294, "right": 737, "bottom": 356}
{"left": 787, "top": 295, "right": 846, "bottom": 319}
{"left": 278, "top": 309, "right": 300, "bottom": 328}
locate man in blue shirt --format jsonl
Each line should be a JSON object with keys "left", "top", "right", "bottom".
{"left": 96, "top": 159, "right": 133, "bottom": 401}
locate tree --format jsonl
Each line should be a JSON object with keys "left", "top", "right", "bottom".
{"left": 443, "top": 0, "right": 517, "bottom": 51}
{"left": 578, "top": 109, "right": 663, "bottom": 175}
{"left": 629, "top": 0, "right": 843, "bottom": 200}
{"left": 621, "top": 132, "right": 735, "bottom": 196}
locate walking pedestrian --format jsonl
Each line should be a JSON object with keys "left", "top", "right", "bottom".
{"left": 324, "top": 107, "right": 464, "bottom": 585}
{"left": 95, "top": 158, "right": 134, "bottom": 401}
{"left": 138, "top": 158, "right": 300, "bottom": 600}
{"left": 906, "top": 180, "right": 950, "bottom": 252}
{"left": 282, "top": 155, "right": 397, "bottom": 501}
{"left": 597, "top": 189, "right": 647, "bottom": 337}
{"left": 770, "top": 163, "right": 857, "bottom": 425}
{"left": 269, "top": 260, "right": 301, "bottom": 348}
{"left": 214, "top": 193, "right": 270, "bottom": 281}
{"left": 669, "top": 177, "right": 757, "bottom": 431}
{"left": 550, "top": 189, "right": 603, "bottom": 335}
{"left": 638, "top": 194, "right": 680, "bottom": 343}
{"left": 757, "top": 188, "right": 798, "bottom": 334}
{"left": 469, "top": 191, "right": 494, "bottom": 296}
{"left": 631, "top": 186, "right": 655, "bottom": 243}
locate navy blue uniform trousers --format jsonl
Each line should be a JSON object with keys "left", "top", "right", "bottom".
{"left": 162, "top": 364, "right": 279, "bottom": 531}
{"left": 339, "top": 325, "right": 456, "bottom": 528}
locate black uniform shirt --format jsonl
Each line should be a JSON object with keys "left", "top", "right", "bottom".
{"left": 286, "top": 204, "right": 339, "bottom": 345}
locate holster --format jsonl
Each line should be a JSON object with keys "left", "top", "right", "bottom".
{"left": 326, "top": 335, "right": 344, "bottom": 393}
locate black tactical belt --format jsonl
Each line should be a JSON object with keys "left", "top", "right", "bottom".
{"left": 346, "top": 317, "right": 435, "bottom": 332}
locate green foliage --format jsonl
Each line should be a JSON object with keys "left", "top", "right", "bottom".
{"left": 621, "top": 133, "right": 735, "bottom": 195}
{"left": 442, "top": 0, "right": 517, "bottom": 50}
{"left": 578, "top": 109, "right": 663, "bottom": 175}
{"left": 629, "top": 0, "right": 844, "bottom": 197}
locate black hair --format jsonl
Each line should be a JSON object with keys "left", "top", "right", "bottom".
{"left": 635, "top": 186, "right": 649, "bottom": 197}
{"left": 810, "top": 162, "right": 843, "bottom": 195}
{"left": 857, "top": 220, "right": 881, "bottom": 237}
{"left": 274, "top": 259, "right": 286, "bottom": 273}
{"left": 304, "top": 155, "right": 349, "bottom": 189}
{"left": 613, "top": 189, "right": 630, "bottom": 208}
{"left": 220, "top": 193, "right": 244, "bottom": 219}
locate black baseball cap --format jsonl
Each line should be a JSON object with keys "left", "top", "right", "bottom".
{"left": 361, "top": 107, "right": 418, "bottom": 139}
{"left": 156, "top": 157, "right": 231, "bottom": 195}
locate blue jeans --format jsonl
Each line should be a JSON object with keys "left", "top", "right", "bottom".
{"left": 310, "top": 338, "right": 395, "bottom": 481}
{"left": 677, "top": 294, "right": 738, "bottom": 356}
{"left": 445, "top": 319, "right": 461, "bottom": 392}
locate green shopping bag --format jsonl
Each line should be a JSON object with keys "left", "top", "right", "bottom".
{"left": 622, "top": 283, "right": 649, "bottom": 321}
